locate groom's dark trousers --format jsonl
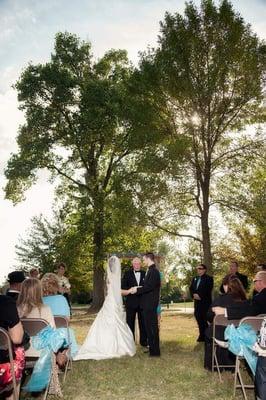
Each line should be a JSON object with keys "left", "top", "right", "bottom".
{"left": 136, "top": 264, "right": 161, "bottom": 356}
{"left": 121, "top": 269, "right": 147, "bottom": 346}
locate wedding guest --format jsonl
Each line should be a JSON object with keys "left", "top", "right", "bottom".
{"left": 220, "top": 261, "right": 248, "bottom": 293}
{"left": 17, "top": 278, "right": 55, "bottom": 357}
{"left": 189, "top": 264, "right": 213, "bottom": 342}
{"left": 0, "top": 294, "right": 25, "bottom": 400}
{"left": 253, "top": 265, "right": 266, "bottom": 295}
{"left": 204, "top": 274, "right": 248, "bottom": 370}
{"left": 213, "top": 271, "right": 266, "bottom": 319}
{"left": 56, "top": 263, "right": 71, "bottom": 309}
{"left": 41, "top": 273, "right": 70, "bottom": 319}
{"left": 121, "top": 257, "right": 147, "bottom": 346}
{"left": 6, "top": 271, "right": 26, "bottom": 301}
{"left": 41, "top": 273, "right": 79, "bottom": 363}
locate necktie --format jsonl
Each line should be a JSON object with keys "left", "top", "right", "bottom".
{"left": 196, "top": 277, "right": 201, "bottom": 290}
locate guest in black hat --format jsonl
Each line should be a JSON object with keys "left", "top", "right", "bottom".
{"left": 6, "top": 271, "right": 26, "bottom": 301}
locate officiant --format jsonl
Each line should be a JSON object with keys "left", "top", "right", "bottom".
{"left": 121, "top": 257, "right": 147, "bottom": 347}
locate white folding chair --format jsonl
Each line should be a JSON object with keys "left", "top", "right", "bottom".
{"left": 0, "top": 327, "right": 19, "bottom": 400}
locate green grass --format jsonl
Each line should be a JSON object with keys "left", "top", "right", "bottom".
{"left": 46, "top": 312, "right": 254, "bottom": 400}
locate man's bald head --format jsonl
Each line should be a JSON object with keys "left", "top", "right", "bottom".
{"left": 254, "top": 271, "right": 266, "bottom": 292}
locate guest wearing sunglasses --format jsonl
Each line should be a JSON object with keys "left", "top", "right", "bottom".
{"left": 189, "top": 264, "right": 213, "bottom": 342}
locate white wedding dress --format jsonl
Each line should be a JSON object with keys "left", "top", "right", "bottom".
{"left": 74, "top": 256, "right": 136, "bottom": 360}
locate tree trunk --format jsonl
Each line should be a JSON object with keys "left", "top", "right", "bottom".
{"left": 90, "top": 194, "right": 105, "bottom": 311}
{"left": 201, "top": 209, "right": 212, "bottom": 272}
{"left": 200, "top": 181, "right": 213, "bottom": 273}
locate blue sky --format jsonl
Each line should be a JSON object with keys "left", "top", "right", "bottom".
{"left": 0, "top": 0, "right": 265, "bottom": 284}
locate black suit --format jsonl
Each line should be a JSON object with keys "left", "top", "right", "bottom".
{"left": 6, "top": 290, "right": 20, "bottom": 301}
{"left": 121, "top": 269, "right": 147, "bottom": 346}
{"left": 220, "top": 271, "right": 249, "bottom": 293}
{"left": 136, "top": 264, "right": 161, "bottom": 356}
{"left": 227, "top": 288, "right": 266, "bottom": 320}
{"left": 189, "top": 273, "right": 213, "bottom": 341}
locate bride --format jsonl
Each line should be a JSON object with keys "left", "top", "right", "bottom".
{"left": 74, "top": 256, "right": 136, "bottom": 360}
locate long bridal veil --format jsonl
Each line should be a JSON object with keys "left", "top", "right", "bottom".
{"left": 107, "top": 255, "right": 123, "bottom": 307}
{"left": 74, "top": 255, "right": 136, "bottom": 360}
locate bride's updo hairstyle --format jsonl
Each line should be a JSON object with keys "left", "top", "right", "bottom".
{"left": 108, "top": 256, "right": 118, "bottom": 273}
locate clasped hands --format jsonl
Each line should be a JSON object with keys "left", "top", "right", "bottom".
{"left": 122, "top": 286, "right": 142, "bottom": 296}
{"left": 129, "top": 286, "right": 138, "bottom": 294}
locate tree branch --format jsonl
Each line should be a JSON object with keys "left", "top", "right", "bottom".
{"left": 48, "top": 164, "right": 88, "bottom": 190}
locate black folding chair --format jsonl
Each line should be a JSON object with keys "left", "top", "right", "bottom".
{"left": 0, "top": 327, "right": 19, "bottom": 400}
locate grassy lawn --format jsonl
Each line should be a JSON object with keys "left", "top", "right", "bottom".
{"left": 41, "top": 312, "right": 254, "bottom": 400}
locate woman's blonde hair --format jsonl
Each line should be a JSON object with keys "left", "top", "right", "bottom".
{"left": 41, "top": 273, "right": 60, "bottom": 296}
{"left": 17, "top": 278, "right": 43, "bottom": 317}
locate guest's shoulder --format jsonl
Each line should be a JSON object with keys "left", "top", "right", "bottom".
{"left": 41, "top": 304, "right": 53, "bottom": 312}
{"left": 0, "top": 294, "right": 16, "bottom": 306}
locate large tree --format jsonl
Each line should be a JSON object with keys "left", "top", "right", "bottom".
{"left": 134, "top": 0, "right": 266, "bottom": 270}
{"left": 5, "top": 32, "right": 150, "bottom": 308}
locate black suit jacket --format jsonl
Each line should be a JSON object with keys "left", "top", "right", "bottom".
{"left": 220, "top": 272, "right": 249, "bottom": 293}
{"left": 121, "top": 269, "right": 146, "bottom": 309}
{"left": 6, "top": 290, "right": 19, "bottom": 302}
{"left": 207, "top": 293, "right": 250, "bottom": 323}
{"left": 189, "top": 273, "right": 213, "bottom": 308}
{"left": 136, "top": 265, "right": 161, "bottom": 311}
{"left": 227, "top": 288, "right": 266, "bottom": 320}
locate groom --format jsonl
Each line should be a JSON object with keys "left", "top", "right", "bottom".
{"left": 131, "top": 252, "right": 161, "bottom": 357}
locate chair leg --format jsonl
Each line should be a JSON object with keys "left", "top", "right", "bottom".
{"left": 233, "top": 357, "right": 238, "bottom": 397}
{"left": 211, "top": 339, "right": 215, "bottom": 373}
{"left": 234, "top": 357, "right": 250, "bottom": 400}
{"left": 42, "top": 382, "right": 50, "bottom": 400}
{"left": 238, "top": 366, "right": 248, "bottom": 400}
{"left": 214, "top": 349, "right": 223, "bottom": 382}
{"left": 63, "top": 357, "right": 70, "bottom": 383}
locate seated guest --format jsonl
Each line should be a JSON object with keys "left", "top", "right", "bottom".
{"left": 0, "top": 295, "right": 25, "bottom": 400}
{"left": 17, "top": 278, "right": 55, "bottom": 357}
{"left": 204, "top": 274, "right": 248, "bottom": 370}
{"left": 41, "top": 273, "right": 70, "bottom": 318}
{"left": 41, "top": 273, "right": 78, "bottom": 359}
{"left": 17, "top": 277, "right": 68, "bottom": 368}
{"left": 220, "top": 261, "right": 249, "bottom": 293}
{"left": 213, "top": 271, "right": 266, "bottom": 320}
{"left": 6, "top": 271, "right": 26, "bottom": 301}
{"left": 253, "top": 264, "right": 266, "bottom": 295}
